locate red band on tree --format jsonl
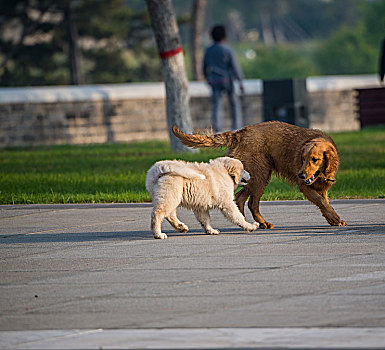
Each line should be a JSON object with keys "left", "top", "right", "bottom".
{"left": 159, "top": 46, "right": 183, "bottom": 59}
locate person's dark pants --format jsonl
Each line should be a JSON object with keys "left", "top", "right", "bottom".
{"left": 211, "top": 82, "right": 242, "bottom": 132}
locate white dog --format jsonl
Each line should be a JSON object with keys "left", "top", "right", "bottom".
{"left": 146, "top": 157, "right": 258, "bottom": 239}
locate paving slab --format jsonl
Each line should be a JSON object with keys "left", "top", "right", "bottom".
{"left": 2, "top": 327, "right": 385, "bottom": 349}
{"left": 0, "top": 199, "right": 384, "bottom": 349}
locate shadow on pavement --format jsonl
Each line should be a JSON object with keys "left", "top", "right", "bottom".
{"left": 1, "top": 223, "right": 384, "bottom": 244}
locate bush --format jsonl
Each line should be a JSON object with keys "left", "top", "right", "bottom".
{"left": 314, "top": 24, "right": 378, "bottom": 75}
{"left": 238, "top": 44, "right": 318, "bottom": 79}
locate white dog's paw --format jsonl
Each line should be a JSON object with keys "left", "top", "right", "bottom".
{"left": 245, "top": 222, "right": 259, "bottom": 232}
{"left": 206, "top": 228, "right": 220, "bottom": 235}
{"left": 154, "top": 232, "right": 168, "bottom": 239}
{"left": 176, "top": 223, "right": 189, "bottom": 233}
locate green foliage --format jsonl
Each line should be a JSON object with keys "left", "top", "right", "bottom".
{"left": 85, "top": 48, "right": 133, "bottom": 84}
{"left": 194, "top": 0, "right": 365, "bottom": 42}
{"left": 314, "top": 24, "right": 378, "bottom": 75}
{"left": 234, "top": 0, "right": 385, "bottom": 79}
{"left": 239, "top": 44, "right": 319, "bottom": 79}
{"left": 1, "top": 0, "right": 384, "bottom": 85}
{"left": 0, "top": 127, "right": 384, "bottom": 204}
{"left": 0, "top": 0, "right": 159, "bottom": 86}
{"left": 362, "top": 0, "right": 385, "bottom": 47}
{"left": 302, "top": 0, "right": 385, "bottom": 76}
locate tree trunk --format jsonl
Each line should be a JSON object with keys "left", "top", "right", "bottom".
{"left": 191, "top": 0, "right": 206, "bottom": 81}
{"left": 66, "top": 1, "right": 84, "bottom": 85}
{"left": 145, "top": 0, "right": 195, "bottom": 153}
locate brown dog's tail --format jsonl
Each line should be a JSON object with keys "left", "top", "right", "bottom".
{"left": 172, "top": 124, "right": 237, "bottom": 150}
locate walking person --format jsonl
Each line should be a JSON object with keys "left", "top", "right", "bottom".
{"left": 203, "top": 25, "right": 244, "bottom": 132}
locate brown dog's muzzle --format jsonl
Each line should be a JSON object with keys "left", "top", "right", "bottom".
{"left": 298, "top": 170, "right": 320, "bottom": 185}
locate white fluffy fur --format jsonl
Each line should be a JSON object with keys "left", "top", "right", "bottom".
{"left": 146, "top": 157, "right": 258, "bottom": 239}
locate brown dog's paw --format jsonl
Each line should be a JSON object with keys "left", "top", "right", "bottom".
{"left": 259, "top": 221, "right": 274, "bottom": 229}
{"left": 328, "top": 218, "right": 347, "bottom": 226}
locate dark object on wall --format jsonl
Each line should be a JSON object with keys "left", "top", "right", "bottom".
{"left": 263, "top": 79, "right": 309, "bottom": 128}
{"left": 355, "top": 88, "right": 385, "bottom": 128}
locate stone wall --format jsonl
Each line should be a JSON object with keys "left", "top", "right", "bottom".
{"left": 0, "top": 75, "right": 378, "bottom": 148}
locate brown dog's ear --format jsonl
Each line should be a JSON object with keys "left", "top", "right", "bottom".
{"left": 323, "top": 143, "right": 339, "bottom": 181}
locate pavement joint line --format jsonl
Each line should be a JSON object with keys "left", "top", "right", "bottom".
{"left": 4, "top": 327, "right": 385, "bottom": 349}
{"left": 329, "top": 271, "right": 385, "bottom": 282}
{"left": 7, "top": 219, "right": 135, "bottom": 237}
{"left": 247, "top": 236, "right": 309, "bottom": 246}
{"left": 7, "top": 328, "right": 104, "bottom": 348}
{"left": 337, "top": 202, "right": 382, "bottom": 210}
{"left": 0, "top": 208, "right": 80, "bottom": 220}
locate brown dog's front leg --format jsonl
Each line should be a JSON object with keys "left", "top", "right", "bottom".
{"left": 235, "top": 187, "right": 249, "bottom": 217}
{"left": 300, "top": 187, "right": 346, "bottom": 226}
{"left": 238, "top": 177, "right": 274, "bottom": 229}
{"left": 246, "top": 194, "right": 274, "bottom": 229}
{"left": 236, "top": 187, "right": 268, "bottom": 226}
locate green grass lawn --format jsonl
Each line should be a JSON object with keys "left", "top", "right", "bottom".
{"left": 0, "top": 126, "right": 384, "bottom": 204}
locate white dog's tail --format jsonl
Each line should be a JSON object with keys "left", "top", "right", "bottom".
{"left": 145, "top": 161, "right": 205, "bottom": 195}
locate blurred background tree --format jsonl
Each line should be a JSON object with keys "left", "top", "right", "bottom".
{"left": 0, "top": 0, "right": 160, "bottom": 86}
{"left": 314, "top": 23, "right": 378, "bottom": 75}
{"left": 0, "top": 0, "right": 384, "bottom": 86}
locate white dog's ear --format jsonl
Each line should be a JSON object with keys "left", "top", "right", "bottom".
{"left": 222, "top": 158, "right": 242, "bottom": 184}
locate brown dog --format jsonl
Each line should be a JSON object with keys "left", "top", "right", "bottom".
{"left": 172, "top": 121, "right": 346, "bottom": 229}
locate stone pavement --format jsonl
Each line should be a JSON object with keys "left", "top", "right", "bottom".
{"left": 0, "top": 199, "right": 384, "bottom": 349}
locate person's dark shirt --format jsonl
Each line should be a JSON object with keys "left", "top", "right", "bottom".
{"left": 203, "top": 43, "right": 243, "bottom": 84}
